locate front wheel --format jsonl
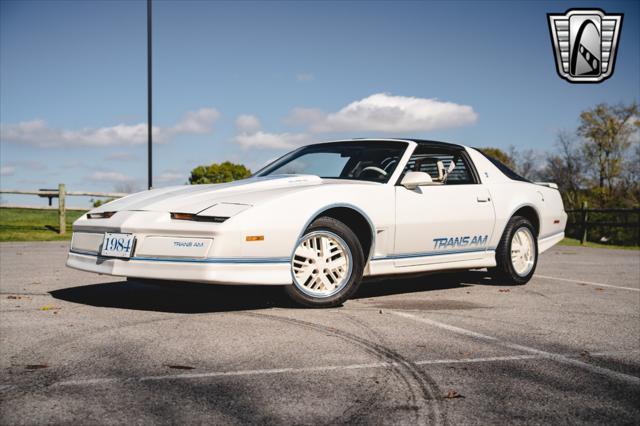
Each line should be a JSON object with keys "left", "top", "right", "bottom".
{"left": 284, "top": 216, "right": 364, "bottom": 308}
{"left": 490, "top": 216, "right": 538, "bottom": 285}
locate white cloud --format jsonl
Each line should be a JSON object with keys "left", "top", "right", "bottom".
{"left": 88, "top": 171, "right": 133, "bottom": 183}
{"left": 296, "top": 73, "right": 314, "bottom": 81}
{"left": 235, "top": 115, "right": 262, "bottom": 134}
{"left": 1, "top": 107, "right": 220, "bottom": 148}
{"left": 235, "top": 131, "right": 312, "bottom": 150}
{"left": 171, "top": 108, "right": 220, "bottom": 134}
{"left": 288, "top": 93, "right": 478, "bottom": 133}
{"left": 0, "top": 165, "right": 16, "bottom": 176}
{"left": 233, "top": 114, "right": 312, "bottom": 149}
{"left": 232, "top": 93, "right": 477, "bottom": 150}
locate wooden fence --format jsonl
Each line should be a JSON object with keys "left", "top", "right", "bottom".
{"left": 1, "top": 186, "right": 639, "bottom": 244}
{"left": 0, "top": 184, "right": 127, "bottom": 235}
{"left": 565, "top": 203, "right": 640, "bottom": 246}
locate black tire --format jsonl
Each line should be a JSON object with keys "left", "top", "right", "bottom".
{"left": 284, "top": 216, "right": 365, "bottom": 308}
{"left": 490, "top": 216, "right": 538, "bottom": 285}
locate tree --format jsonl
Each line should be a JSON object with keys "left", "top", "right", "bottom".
{"left": 543, "top": 131, "right": 586, "bottom": 209}
{"left": 478, "top": 147, "right": 515, "bottom": 169}
{"left": 189, "top": 161, "right": 251, "bottom": 184}
{"left": 114, "top": 182, "right": 140, "bottom": 194}
{"left": 577, "top": 102, "right": 639, "bottom": 198}
{"left": 618, "top": 141, "right": 640, "bottom": 207}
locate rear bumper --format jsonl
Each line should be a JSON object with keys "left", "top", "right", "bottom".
{"left": 66, "top": 251, "right": 292, "bottom": 285}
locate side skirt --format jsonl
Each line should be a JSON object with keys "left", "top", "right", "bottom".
{"left": 365, "top": 250, "right": 497, "bottom": 277}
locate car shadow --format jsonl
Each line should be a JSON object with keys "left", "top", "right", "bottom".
{"left": 50, "top": 270, "right": 503, "bottom": 314}
{"left": 354, "top": 270, "right": 493, "bottom": 299}
{"left": 50, "top": 279, "right": 293, "bottom": 314}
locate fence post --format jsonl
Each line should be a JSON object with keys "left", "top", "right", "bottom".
{"left": 580, "top": 201, "right": 588, "bottom": 245}
{"left": 637, "top": 209, "right": 640, "bottom": 247}
{"left": 58, "top": 183, "right": 66, "bottom": 235}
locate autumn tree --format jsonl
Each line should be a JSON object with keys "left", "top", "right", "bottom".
{"left": 577, "top": 102, "right": 639, "bottom": 200}
{"left": 478, "top": 147, "right": 515, "bottom": 169}
{"left": 189, "top": 161, "right": 252, "bottom": 184}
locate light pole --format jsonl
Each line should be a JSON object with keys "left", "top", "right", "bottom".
{"left": 147, "top": 0, "right": 153, "bottom": 190}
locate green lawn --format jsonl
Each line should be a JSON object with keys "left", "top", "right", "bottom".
{"left": 559, "top": 237, "right": 639, "bottom": 251}
{"left": 0, "top": 208, "right": 86, "bottom": 242}
{"left": 1, "top": 207, "right": 639, "bottom": 250}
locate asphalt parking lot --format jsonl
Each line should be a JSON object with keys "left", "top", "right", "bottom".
{"left": 0, "top": 242, "right": 638, "bottom": 425}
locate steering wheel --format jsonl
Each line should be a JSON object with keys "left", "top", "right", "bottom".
{"left": 360, "top": 166, "right": 388, "bottom": 177}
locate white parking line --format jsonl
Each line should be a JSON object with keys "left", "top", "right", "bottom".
{"left": 45, "top": 351, "right": 637, "bottom": 388}
{"left": 536, "top": 274, "right": 640, "bottom": 292}
{"left": 389, "top": 311, "right": 640, "bottom": 385}
{"left": 52, "top": 354, "right": 539, "bottom": 387}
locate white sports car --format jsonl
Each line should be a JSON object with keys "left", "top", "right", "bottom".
{"left": 67, "top": 139, "right": 567, "bottom": 307}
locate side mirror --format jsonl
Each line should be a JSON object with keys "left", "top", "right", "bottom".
{"left": 401, "top": 171, "right": 434, "bottom": 189}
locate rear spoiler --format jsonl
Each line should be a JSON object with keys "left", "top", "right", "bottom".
{"left": 535, "top": 182, "right": 558, "bottom": 189}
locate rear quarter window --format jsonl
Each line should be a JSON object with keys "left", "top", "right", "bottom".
{"left": 476, "top": 150, "right": 530, "bottom": 182}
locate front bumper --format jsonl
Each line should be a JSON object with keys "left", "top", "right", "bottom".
{"left": 66, "top": 251, "right": 292, "bottom": 285}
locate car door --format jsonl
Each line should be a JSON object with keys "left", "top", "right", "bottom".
{"left": 393, "top": 147, "right": 495, "bottom": 267}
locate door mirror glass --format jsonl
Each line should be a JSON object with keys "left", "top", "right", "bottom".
{"left": 400, "top": 171, "right": 436, "bottom": 189}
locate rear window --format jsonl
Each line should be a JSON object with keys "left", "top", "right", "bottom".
{"left": 402, "top": 145, "right": 477, "bottom": 185}
{"left": 477, "top": 150, "right": 530, "bottom": 182}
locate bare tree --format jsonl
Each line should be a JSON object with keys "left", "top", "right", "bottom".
{"left": 543, "top": 131, "right": 585, "bottom": 209}
{"left": 506, "top": 146, "right": 544, "bottom": 181}
{"left": 518, "top": 149, "right": 543, "bottom": 181}
{"left": 114, "top": 182, "right": 141, "bottom": 194}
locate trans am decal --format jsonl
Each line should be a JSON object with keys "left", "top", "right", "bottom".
{"left": 432, "top": 235, "right": 488, "bottom": 250}
{"left": 173, "top": 240, "right": 206, "bottom": 248}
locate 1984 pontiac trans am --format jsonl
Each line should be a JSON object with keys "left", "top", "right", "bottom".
{"left": 67, "top": 139, "right": 567, "bottom": 307}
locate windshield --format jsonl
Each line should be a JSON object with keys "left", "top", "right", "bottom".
{"left": 255, "top": 141, "right": 408, "bottom": 183}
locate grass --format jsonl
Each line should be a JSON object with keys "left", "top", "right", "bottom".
{"left": 0, "top": 208, "right": 86, "bottom": 242}
{"left": 559, "top": 237, "right": 639, "bottom": 251}
{"left": 1, "top": 207, "right": 639, "bottom": 250}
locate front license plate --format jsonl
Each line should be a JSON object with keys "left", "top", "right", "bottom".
{"left": 101, "top": 233, "right": 135, "bottom": 258}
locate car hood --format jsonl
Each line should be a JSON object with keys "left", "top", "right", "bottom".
{"left": 91, "top": 175, "right": 371, "bottom": 214}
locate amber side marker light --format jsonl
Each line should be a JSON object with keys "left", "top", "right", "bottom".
{"left": 246, "top": 235, "right": 264, "bottom": 242}
{"left": 87, "top": 212, "right": 116, "bottom": 219}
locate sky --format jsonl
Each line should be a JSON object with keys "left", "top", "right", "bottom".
{"left": 1, "top": 0, "right": 638, "bottom": 207}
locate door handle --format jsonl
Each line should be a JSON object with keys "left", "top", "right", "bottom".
{"left": 477, "top": 195, "right": 490, "bottom": 202}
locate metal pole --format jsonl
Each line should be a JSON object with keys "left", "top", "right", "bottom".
{"left": 147, "top": 0, "right": 153, "bottom": 190}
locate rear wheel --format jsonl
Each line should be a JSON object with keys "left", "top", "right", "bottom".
{"left": 491, "top": 216, "right": 538, "bottom": 285}
{"left": 285, "top": 216, "right": 364, "bottom": 308}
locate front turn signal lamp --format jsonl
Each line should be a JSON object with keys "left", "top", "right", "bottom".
{"left": 87, "top": 212, "right": 116, "bottom": 219}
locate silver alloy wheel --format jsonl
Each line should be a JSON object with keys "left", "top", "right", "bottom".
{"left": 291, "top": 231, "right": 353, "bottom": 298}
{"left": 510, "top": 227, "right": 536, "bottom": 277}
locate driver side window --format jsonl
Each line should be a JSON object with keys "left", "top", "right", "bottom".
{"left": 403, "top": 147, "right": 475, "bottom": 185}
